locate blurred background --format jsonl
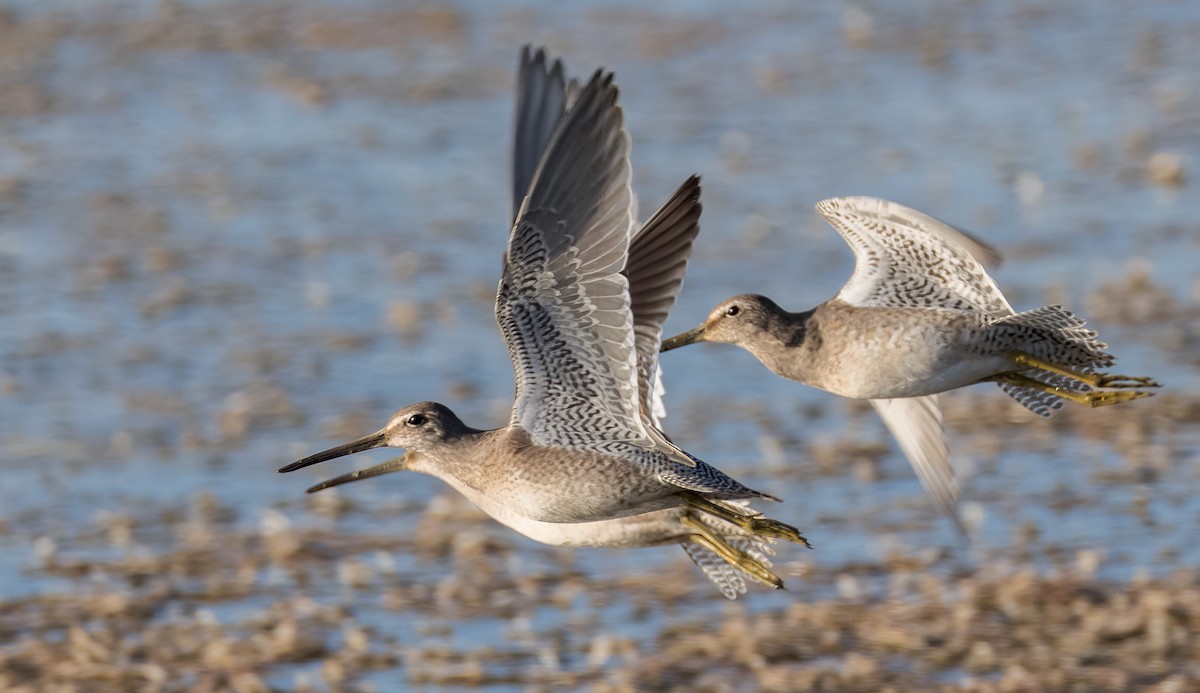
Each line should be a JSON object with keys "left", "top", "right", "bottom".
{"left": 1, "top": 0, "right": 1198, "bottom": 690}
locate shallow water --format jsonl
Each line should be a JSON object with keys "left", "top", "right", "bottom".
{"left": 1, "top": 1, "right": 1198, "bottom": 689}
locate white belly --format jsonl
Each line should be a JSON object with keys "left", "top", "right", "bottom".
{"left": 426, "top": 472, "right": 684, "bottom": 548}
{"left": 831, "top": 352, "right": 1012, "bottom": 399}
{"left": 495, "top": 510, "right": 684, "bottom": 548}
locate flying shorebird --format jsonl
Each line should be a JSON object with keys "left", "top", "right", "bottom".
{"left": 280, "top": 50, "right": 809, "bottom": 598}
{"left": 661, "top": 196, "right": 1159, "bottom": 540}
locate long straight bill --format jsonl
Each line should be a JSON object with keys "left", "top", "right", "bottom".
{"left": 306, "top": 455, "right": 409, "bottom": 494}
{"left": 660, "top": 325, "right": 707, "bottom": 352}
{"left": 278, "top": 431, "right": 386, "bottom": 473}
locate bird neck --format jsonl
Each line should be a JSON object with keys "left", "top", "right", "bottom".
{"left": 748, "top": 306, "right": 820, "bottom": 378}
{"left": 420, "top": 426, "right": 500, "bottom": 484}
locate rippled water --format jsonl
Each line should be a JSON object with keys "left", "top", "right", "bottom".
{"left": 1, "top": 0, "right": 1198, "bottom": 686}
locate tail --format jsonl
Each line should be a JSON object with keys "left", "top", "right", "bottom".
{"left": 660, "top": 456, "right": 782, "bottom": 503}
{"left": 681, "top": 501, "right": 777, "bottom": 600}
{"left": 995, "top": 376, "right": 1076, "bottom": 417}
{"left": 988, "top": 305, "right": 1114, "bottom": 417}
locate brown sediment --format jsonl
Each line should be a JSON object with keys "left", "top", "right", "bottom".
{"left": 6, "top": 487, "right": 1200, "bottom": 691}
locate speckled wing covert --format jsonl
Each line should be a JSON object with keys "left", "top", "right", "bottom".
{"left": 816, "top": 196, "right": 1011, "bottom": 315}
{"left": 626, "top": 176, "right": 702, "bottom": 428}
{"left": 511, "top": 46, "right": 685, "bottom": 429}
{"left": 511, "top": 46, "right": 579, "bottom": 224}
{"left": 815, "top": 196, "right": 1016, "bottom": 543}
{"left": 497, "top": 70, "right": 657, "bottom": 454}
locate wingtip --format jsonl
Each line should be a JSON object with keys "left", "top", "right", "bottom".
{"left": 816, "top": 196, "right": 1005, "bottom": 268}
{"left": 519, "top": 44, "right": 541, "bottom": 73}
{"left": 671, "top": 175, "right": 702, "bottom": 206}
{"left": 520, "top": 44, "right": 566, "bottom": 83}
{"left": 814, "top": 196, "right": 850, "bottom": 220}
{"left": 590, "top": 67, "right": 617, "bottom": 91}
{"left": 567, "top": 68, "right": 621, "bottom": 119}
{"left": 815, "top": 195, "right": 884, "bottom": 216}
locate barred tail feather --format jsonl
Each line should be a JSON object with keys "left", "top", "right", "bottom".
{"left": 681, "top": 541, "right": 747, "bottom": 599}
{"left": 997, "top": 370, "right": 1090, "bottom": 417}
{"left": 989, "top": 305, "right": 1115, "bottom": 368}
{"left": 997, "top": 377, "right": 1066, "bottom": 418}
{"left": 989, "top": 305, "right": 1119, "bottom": 414}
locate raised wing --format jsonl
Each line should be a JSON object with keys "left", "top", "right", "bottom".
{"left": 869, "top": 396, "right": 967, "bottom": 545}
{"left": 626, "top": 176, "right": 702, "bottom": 427}
{"left": 497, "top": 70, "right": 650, "bottom": 451}
{"left": 512, "top": 46, "right": 579, "bottom": 224}
{"left": 816, "top": 197, "right": 1012, "bottom": 315}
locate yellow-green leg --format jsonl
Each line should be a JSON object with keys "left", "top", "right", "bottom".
{"left": 681, "top": 515, "right": 783, "bottom": 590}
{"left": 1008, "top": 352, "right": 1161, "bottom": 389}
{"left": 680, "top": 493, "right": 813, "bottom": 548}
{"left": 992, "top": 372, "right": 1154, "bottom": 408}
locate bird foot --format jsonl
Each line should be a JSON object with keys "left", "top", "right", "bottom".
{"left": 1008, "top": 352, "right": 1161, "bottom": 392}
{"left": 717, "top": 547, "right": 784, "bottom": 589}
{"left": 736, "top": 556, "right": 785, "bottom": 590}
{"left": 1080, "top": 389, "right": 1155, "bottom": 408}
{"left": 1093, "top": 373, "right": 1161, "bottom": 389}
{"left": 743, "top": 516, "right": 813, "bottom": 548}
{"left": 680, "top": 493, "right": 814, "bottom": 549}
{"left": 682, "top": 516, "right": 785, "bottom": 590}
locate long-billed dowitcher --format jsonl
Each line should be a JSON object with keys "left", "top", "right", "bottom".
{"left": 662, "top": 196, "right": 1159, "bottom": 539}
{"left": 280, "top": 51, "right": 808, "bottom": 597}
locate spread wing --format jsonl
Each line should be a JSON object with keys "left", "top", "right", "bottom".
{"left": 496, "top": 70, "right": 654, "bottom": 452}
{"left": 512, "top": 46, "right": 580, "bottom": 224}
{"left": 816, "top": 197, "right": 1012, "bottom": 315}
{"left": 626, "top": 176, "right": 702, "bottom": 427}
{"left": 869, "top": 396, "right": 967, "bottom": 545}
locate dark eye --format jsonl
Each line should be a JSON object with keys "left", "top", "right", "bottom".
{"left": 725, "top": 305, "right": 741, "bottom": 317}
{"left": 406, "top": 414, "right": 427, "bottom": 427}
